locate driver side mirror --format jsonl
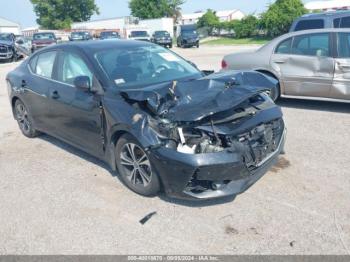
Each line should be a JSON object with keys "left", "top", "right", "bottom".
{"left": 74, "top": 76, "right": 91, "bottom": 92}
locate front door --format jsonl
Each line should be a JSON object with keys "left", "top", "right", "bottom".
{"left": 48, "top": 50, "right": 104, "bottom": 157}
{"left": 332, "top": 32, "right": 350, "bottom": 100}
{"left": 271, "top": 33, "right": 334, "bottom": 98}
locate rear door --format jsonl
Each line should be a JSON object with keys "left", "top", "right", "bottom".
{"left": 271, "top": 33, "right": 334, "bottom": 98}
{"left": 25, "top": 50, "right": 58, "bottom": 131}
{"left": 332, "top": 32, "right": 350, "bottom": 100}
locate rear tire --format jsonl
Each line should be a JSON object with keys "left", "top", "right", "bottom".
{"left": 116, "top": 134, "right": 160, "bottom": 197}
{"left": 14, "top": 99, "right": 39, "bottom": 138}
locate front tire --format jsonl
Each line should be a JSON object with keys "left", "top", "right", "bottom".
{"left": 116, "top": 134, "right": 160, "bottom": 197}
{"left": 14, "top": 99, "right": 39, "bottom": 138}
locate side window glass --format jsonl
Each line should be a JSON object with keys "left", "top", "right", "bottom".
{"left": 35, "top": 51, "right": 57, "bottom": 78}
{"left": 29, "top": 55, "right": 38, "bottom": 72}
{"left": 334, "top": 18, "right": 341, "bottom": 28}
{"left": 337, "top": 33, "right": 350, "bottom": 58}
{"left": 340, "top": 16, "right": 350, "bottom": 28}
{"left": 292, "top": 33, "right": 329, "bottom": 57}
{"left": 61, "top": 52, "right": 93, "bottom": 85}
{"left": 275, "top": 38, "right": 293, "bottom": 54}
{"left": 294, "top": 19, "right": 324, "bottom": 31}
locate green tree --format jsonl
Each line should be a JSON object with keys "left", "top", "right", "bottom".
{"left": 30, "top": 0, "right": 99, "bottom": 29}
{"left": 129, "top": 0, "right": 185, "bottom": 20}
{"left": 233, "top": 15, "right": 259, "bottom": 38}
{"left": 260, "top": 0, "right": 307, "bottom": 37}
{"left": 197, "top": 9, "right": 220, "bottom": 35}
{"left": 168, "top": 0, "right": 186, "bottom": 24}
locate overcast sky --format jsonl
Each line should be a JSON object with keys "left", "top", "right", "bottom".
{"left": 1, "top": 0, "right": 315, "bottom": 28}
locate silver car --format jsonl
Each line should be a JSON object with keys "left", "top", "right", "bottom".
{"left": 222, "top": 28, "right": 350, "bottom": 102}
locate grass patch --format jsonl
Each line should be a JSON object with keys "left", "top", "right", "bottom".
{"left": 203, "top": 37, "right": 271, "bottom": 45}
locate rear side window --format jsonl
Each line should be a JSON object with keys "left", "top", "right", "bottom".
{"left": 340, "top": 16, "right": 350, "bottom": 28}
{"left": 337, "top": 33, "right": 350, "bottom": 58}
{"left": 275, "top": 38, "right": 293, "bottom": 54}
{"left": 292, "top": 33, "right": 330, "bottom": 57}
{"left": 334, "top": 18, "right": 341, "bottom": 28}
{"left": 33, "top": 51, "right": 57, "bottom": 78}
{"left": 294, "top": 19, "right": 325, "bottom": 31}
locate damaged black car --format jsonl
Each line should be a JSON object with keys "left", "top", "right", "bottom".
{"left": 6, "top": 40, "right": 286, "bottom": 200}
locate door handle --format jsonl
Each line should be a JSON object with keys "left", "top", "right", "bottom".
{"left": 50, "top": 90, "right": 60, "bottom": 99}
{"left": 337, "top": 62, "right": 350, "bottom": 69}
{"left": 273, "top": 60, "right": 286, "bottom": 64}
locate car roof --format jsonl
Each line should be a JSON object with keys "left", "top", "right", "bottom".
{"left": 298, "top": 10, "right": 350, "bottom": 20}
{"left": 274, "top": 28, "right": 350, "bottom": 41}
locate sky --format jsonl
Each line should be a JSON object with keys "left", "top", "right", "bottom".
{"left": 1, "top": 0, "right": 314, "bottom": 28}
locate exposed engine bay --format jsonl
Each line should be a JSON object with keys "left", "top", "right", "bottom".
{"left": 120, "top": 70, "right": 286, "bottom": 198}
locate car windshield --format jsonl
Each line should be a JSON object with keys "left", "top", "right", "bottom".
{"left": 131, "top": 31, "right": 148, "bottom": 37}
{"left": 155, "top": 31, "right": 170, "bottom": 37}
{"left": 96, "top": 45, "right": 202, "bottom": 89}
{"left": 101, "top": 32, "right": 119, "bottom": 38}
{"left": 33, "top": 33, "right": 55, "bottom": 40}
{"left": 0, "top": 33, "right": 12, "bottom": 41}
{"left": 182, "top": 30, "right": 197, "bottom": 37}
{"left": 72, "top": 32, "right": 85, "bottom": 37}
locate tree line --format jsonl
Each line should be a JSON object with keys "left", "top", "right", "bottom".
{"left": 197, "top": 0, "right": 307, "bottom": 38}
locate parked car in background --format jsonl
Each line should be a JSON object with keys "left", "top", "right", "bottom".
{"left": 14, "top": 36, "right": 32, "bottom": 57}
{"left": 177, "top": 25, "right": 199, "bottom": 48}
{"left": 151, "top": 30, "right": 172, "bottom": 48}
{"left": 99, "top": 31, "right": 120, "bottom": 40}
{"left": 222, "top": 28, "right": 350, "bottom": 102}
{"left": 290, "top": 11, "right": 350, "bottom": 32}
{"left": 0, "top": 33, "right": 18, "bottom": 62}
{"left": 6, "top": 40, "right": 286, "bottom": 200}
{"left": 0, "top": 33, "right": 30, "bottom": 62}
{"left": 69, "top": 31, "right": 92, "bottom": 41}
{"left": 31, "top": 32, "right": 57, "bottom": 53}
{"left": 129, "top": 31, "right": 150, "bottom": 41}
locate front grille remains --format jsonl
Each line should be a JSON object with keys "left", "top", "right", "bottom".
{"left": 0, "top": 45, "right": 9, "bottom": 54}
{"left": 233, "top": 118, "right": 284, "bottom": 169}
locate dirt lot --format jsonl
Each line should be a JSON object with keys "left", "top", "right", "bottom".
{"left": 0, "top": 45, "right": 349, "bottom": 255}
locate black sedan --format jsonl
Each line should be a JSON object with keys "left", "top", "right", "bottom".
{"left": 6, "top": 40, "right": 286, "bottom": 200}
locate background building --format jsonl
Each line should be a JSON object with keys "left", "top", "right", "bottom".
{"left": 305, "top": 0, "right": 350, "bottom": 11}
{"left": 180, "top": 9, "right": 245, "bottom": 25}
{"left": 0, "top": 17, "right": 21, "bottom": 34}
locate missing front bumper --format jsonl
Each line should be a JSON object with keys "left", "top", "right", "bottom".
{"left": 150, "top": 128, "right": 287, "bottom": 200}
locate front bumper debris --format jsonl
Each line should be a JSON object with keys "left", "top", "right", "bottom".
{"left": 150, "top": 127, "right": 286, "bottom": 200}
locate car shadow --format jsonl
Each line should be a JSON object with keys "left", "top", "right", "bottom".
{"left": 39, "top": 134, "right": 237, "bottom": 207}
{"left": 277, "top": 98, "right": 350, "bottom": 114}
{"left": 158, "top": 194, "right": 236, "bottom": 207}
{"left": 39, "top": 134, "right": 116, "bottom": 175}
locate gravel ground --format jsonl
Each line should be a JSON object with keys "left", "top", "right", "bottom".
{"left": 0, "top": 45, "right": 349, "bottom": 255}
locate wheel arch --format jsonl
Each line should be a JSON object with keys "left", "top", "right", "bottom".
{"left": 11, "top": 96, "right": 20, "bottom": 118}
{"left": 255, "top": 69, "right": 282, "bottom": 97}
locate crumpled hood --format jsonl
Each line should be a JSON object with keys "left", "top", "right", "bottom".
{"left": 121, "top": 71, "right": 278, "bottom": 122}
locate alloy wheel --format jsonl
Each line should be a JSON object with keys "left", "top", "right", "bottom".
{"left": 15, "top": 103, "right": 31, "bottom": 134}
{"left": 120, "top": 143, "right": 152, "bottom": 187}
